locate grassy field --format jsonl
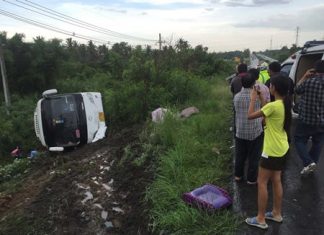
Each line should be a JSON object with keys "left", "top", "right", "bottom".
{"left": 145, "top": 77, "right": 239, "bottom": 234}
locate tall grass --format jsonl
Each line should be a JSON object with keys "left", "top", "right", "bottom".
{"left": 145, "top": 77, "right": 239, "bottom": 234}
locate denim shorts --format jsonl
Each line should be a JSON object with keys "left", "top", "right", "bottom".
{"left": 260, "top": 152, "right": 288, "bottom": 171}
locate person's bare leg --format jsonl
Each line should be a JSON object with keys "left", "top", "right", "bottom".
{"left": 271, "top": 170, "right": 283, "bottom": 218}
{"left": 256, "top": 167, "right": 272, "bottom": 223}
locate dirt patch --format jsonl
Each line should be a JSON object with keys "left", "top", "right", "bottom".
{"left": 0, "top": 125, "right": 154, "bottom": 235}
{"left": 0, "top": 171, "right": 54, "bottom": 217}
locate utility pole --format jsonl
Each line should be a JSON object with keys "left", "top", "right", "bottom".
{"left": 295, "top": 26, "right": 299, "bottom": 47}
{"left": 0, "top": 43, "right": 11, "bottom": 114}
{"left": 159, "top": 33, "right": 162, "bottom": 50}
{"left": 270, "top": 36, "right": 273, "bottom": 50}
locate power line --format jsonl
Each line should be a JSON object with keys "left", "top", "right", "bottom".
{"left": 0, "top": 9, "right": 109, "bottom": 44}
{"left": 13, "top": 0, "right": 157, "bottom": 43}
{"left": 3, "top": 0, "right": 133, "bottom": 41}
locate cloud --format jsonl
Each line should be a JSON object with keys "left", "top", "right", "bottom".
{"left": 95, "top": 7, "right": 127, "bottom": 14}
{"left": 126, "top": 0, "right": 206, "bottom": 5}
{"left": 221, "top": 0, "right": 291, "bottom": 7}
{"left": 253, "top": 0, "right": 291, "bottom": 5}
{"left": 233, "top": 5, "right": 324, "bottom": 31}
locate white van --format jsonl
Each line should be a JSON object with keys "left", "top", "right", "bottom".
{"left": 280, "top": 51, "right": 299, "bottom": 76}
{"left": 281, "top": 41, "right": 324, "bottom": 77}
{"left": 288, "top": 45, "right": 324, "bottom": 116}
{"left": 34, "top": 89, "right": 107, "bottom": 151}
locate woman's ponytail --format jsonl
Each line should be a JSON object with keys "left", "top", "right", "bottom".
{"left": 283, "top": 95, "right": 292, "bottom": 135}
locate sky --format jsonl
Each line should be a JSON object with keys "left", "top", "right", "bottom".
{"left": 1, "top": 0, "right": 324, "bottom": 52}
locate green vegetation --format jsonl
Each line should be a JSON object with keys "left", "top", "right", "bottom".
{"left": 0, "top": 158, "right": 30, "bottom": 193}
{"left": 261, "top": 44, "right": 301, "bottom": 62}
{"left": 0, "top": 158, "right": 30, "bottom": 183}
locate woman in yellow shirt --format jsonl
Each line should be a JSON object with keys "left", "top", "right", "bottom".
{"left": 245, "top": 74, "right": 292, "bottom": 230}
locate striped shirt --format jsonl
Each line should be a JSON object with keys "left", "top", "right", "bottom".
{"left": 234, "top": 88, "right": 263, "bottom": 140}
{"left": 295, "top": 74, "right": 324, "bottom": 126}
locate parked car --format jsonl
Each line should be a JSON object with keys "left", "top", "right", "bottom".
{"left": 34, "top": 89, "right": 107, "bottom": 151}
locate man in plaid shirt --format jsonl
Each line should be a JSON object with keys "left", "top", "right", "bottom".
{"left": 294, "top": 60, "right": 324, "bottom": 175}
{"left": 234, "top": 73, "right": 264, "bottom": 184}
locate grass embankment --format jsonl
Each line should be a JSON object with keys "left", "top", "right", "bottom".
{"left": 0, "top": 158, "right": 30, "bottom": 194}
{"left": 145, "top": 77, "right": 239, "bottom": 234}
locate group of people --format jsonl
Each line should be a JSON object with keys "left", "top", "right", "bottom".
{"left": 230, "top": 60, "right": 324, "bottom": 229}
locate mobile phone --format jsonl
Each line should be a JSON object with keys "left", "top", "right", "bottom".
{"left": 254, "top": 84, "right": 261, "bottom": 94}
{"left": 307, "top": 68, "right": 316, "bottom": 78}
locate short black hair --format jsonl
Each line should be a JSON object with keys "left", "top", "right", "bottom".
{"left": 248, "top": 68, "right": 260, "bottom": 81}
{"left": 315, "top": 60, "right": 324, "bottom": 73}
{"left": 237, "top": 63, "right": 248, "bottom": 73}
{"left": 268, "top": 61, "right": 281, "bottom": 73}
{"left": 241, "top": 73, "right": 255, "bottom": 88}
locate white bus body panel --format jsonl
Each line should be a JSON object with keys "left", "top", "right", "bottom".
{"left": 81, "top": 92, "right": 106, "bottom": 143}
{"left": 34, "top": 99, "right": 47, "bottom": 147}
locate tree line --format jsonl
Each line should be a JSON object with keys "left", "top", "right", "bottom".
{"left": 0, "top": 32, "right": 234, "bottom": 161}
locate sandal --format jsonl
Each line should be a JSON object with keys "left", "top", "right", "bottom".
{"left": 245, "top": 217, "right": 268, "bottom": 229}
{"left": 265, "top": 211, "right": 283, "bottom": 223}
{"left": 234, "top": 176, "right": 243, "bottom": 182}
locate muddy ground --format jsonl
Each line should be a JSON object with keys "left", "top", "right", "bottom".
{"left": 0, "top": 125, "right": 154, "bottom": 235}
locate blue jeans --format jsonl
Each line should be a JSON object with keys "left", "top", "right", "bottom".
{"left": 294, "top": 120, "right": 324, "bottom": 167}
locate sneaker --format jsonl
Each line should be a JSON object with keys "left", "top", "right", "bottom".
{"left": 300, "top": 162, "right": 316, "bottom": 175}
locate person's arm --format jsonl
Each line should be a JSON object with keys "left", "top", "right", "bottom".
{"left": 259, "top": 90, "right": 267, "bottom": 107}
{"left": 297, "top": 68, "right": 314, "bottom": 86}
{"left": 295, "top": 69, "right": 314, "bottom": 94}
{"left": 230, "top": 79, "right": 234, "bottom": 94}
{"left": 248, "top": 87, "right": 264, "bottom": 120}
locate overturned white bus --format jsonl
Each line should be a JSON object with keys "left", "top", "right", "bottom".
{"left": 34, "top": 89, "right": 107, "bottom": 151}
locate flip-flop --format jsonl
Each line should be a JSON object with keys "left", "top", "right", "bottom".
{"left": 245, "top": 217, "right": 268, "bottom": 229}
{"left": 234, "top": 176, "right": 243, "bottom": 182}
{"left": 265, "top": 211, "right": 283, "bottom": 223}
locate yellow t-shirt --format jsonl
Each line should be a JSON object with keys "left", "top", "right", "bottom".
{"left": 261, "top": 100, "right": 289, "bottom": 157}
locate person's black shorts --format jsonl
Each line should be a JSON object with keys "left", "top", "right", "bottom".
{"left": 259, "top": 152, "right": 288, "bottom": 171}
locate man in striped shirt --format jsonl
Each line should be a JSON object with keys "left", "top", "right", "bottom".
{"left": 234, "top": 73, "right": 264, "bottom": 184}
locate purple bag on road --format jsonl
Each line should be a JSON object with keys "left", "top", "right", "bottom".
{"left": 183, "top": 184, "right": 232, "bottom": 210}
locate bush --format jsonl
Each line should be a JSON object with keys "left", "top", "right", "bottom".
{"left": 0, "top": 158, "right": 30, "bottom": 183}
{"left": 0, "top": 95, "right": 39, "bottom": 162}
{"left": 106, "top": 81, "right": 147, "bottom": 126}
{"left": 163, "top": 70, "right": 209, "bottom": 105}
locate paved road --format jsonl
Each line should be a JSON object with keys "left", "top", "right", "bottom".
{"left": 233, "top": 121, "right": 324, "bottom": 235}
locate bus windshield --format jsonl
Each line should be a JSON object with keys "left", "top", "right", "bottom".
{"left": 41, "top": 95, "right": 81, "bottom": 147}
